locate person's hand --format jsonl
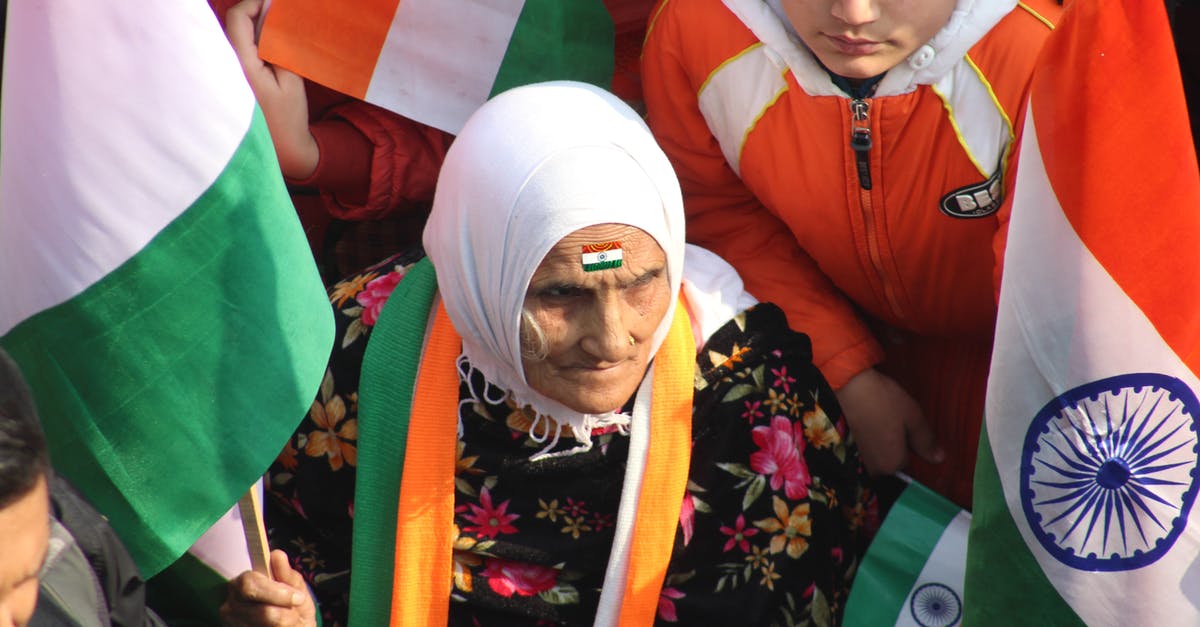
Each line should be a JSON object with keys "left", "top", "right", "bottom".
{"left": 220, "top": 550, "right": 317, "bottom": 627}
{"left": 224, "top": 0, "right": 319, "bottom": 179}
{"left": 834, "top": 368, "right": 944, "bottom": 476}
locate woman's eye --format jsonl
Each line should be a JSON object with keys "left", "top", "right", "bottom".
{"left": 540, "top": 285, "right": 583, "bottom": 298}
{"left": 626, "top": 269, "right": 665, "bottom": 292}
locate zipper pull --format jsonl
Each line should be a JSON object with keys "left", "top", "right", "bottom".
{"left": 850, "top": 98, "right": 872, "bottom": 190}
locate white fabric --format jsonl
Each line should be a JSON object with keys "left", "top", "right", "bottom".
{"left": 0, "top": 0, "right": 255, "bottom": 336}
{"left": 424, "top": 81, "right": 687, "bottom": 440}
{"left": 682, "top": 244, "right": 758, "bottom": 345}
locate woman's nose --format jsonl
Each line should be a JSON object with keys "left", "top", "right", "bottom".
{"left": 831, "top": 0, "right": 879, "bottom": 26}
{"left": 579, "top": 294, "right": 633, "bottom": 361}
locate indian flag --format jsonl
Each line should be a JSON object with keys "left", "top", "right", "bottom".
{"left": 258, "top": 0, "right": 615, "bottom": 134}
{"left": 582, "top": 241, "right": 624, "bottom": 271}
{"left": 844, "top": 480, "right": 969, "bottom": 627}
{"left": 0, "top": 0, "right": 333, "bottom": 590}
{"left": 965, "top": 0, "right": 1200, "bottom": 624}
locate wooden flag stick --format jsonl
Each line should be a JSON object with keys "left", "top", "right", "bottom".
{"left": 238, "top": 485, "right": 273, "bottom": 577}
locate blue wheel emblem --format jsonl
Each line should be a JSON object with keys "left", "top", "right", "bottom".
{"left": 1020, "top": 373, "right": 1200, "bottom": 571}
{"left": 909, "top": 582, "right": 961, "bottom": 627}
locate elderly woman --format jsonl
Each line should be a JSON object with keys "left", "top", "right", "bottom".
{"left": 224, "top": 82, "right": 874, "bottom": 627}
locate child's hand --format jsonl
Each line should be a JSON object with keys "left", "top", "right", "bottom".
{"left": 835, "top": 368, "right": 944, "bottom": 475}
{"left": 224, "top": 0, "right": 320, "bottom": 180}
{"left": 220, "top": 550, "right": 317, "bottom": 627}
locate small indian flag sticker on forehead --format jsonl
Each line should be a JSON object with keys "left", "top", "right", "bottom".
{"left": 581, "top": 241, "right": 623, "bottom": 272}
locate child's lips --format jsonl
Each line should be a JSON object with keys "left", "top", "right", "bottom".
{"left": 827, "top": 34, "right": 883, "bottom": 56}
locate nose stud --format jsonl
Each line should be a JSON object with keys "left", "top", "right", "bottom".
{"left": 628, "top": 335, "right": 637, "bottom": 346}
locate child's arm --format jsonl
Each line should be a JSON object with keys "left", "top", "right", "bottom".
{"left": 224, "top": 0, "right": 319, "bottom": 180}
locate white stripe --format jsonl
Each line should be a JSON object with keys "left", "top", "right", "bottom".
{"left": 697, "top": 46, "right": 788, "bottom": 176}
{"left": 930, "top": 59, "right": 1012, "bottom": 179}
{"left": 594, "top": 368, "right": 655, "bottom": 627}
{"left": 188, "top": 479, "right": 265, "bottom": 580}
{"left": 721, "top": 0, "right": 842, "bottom": 97}
{"left": 0, "top": 0, "right": 254, "bottom": 337}
{"left": 582, "top": 249, "right": 623, "bottom": 266}
{"left": 895, "top": 511, "right": 970, "bottom": 627}
{"left": 365, "top": 0, "right": 525, "bottom": 135}
{"left": 987, "top": 107, "right": 1200, "bottom": 625}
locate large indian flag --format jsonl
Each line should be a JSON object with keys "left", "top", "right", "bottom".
{"left": 257, "top": 0, "right": 615, "bottom": 134}
{"left": 0, "top": 0, "right": 333, "bottom": 583}
{"left": 966, "top": 0, "right": 1200, "bottom": 624}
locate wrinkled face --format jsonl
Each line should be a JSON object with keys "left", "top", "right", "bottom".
{"left": 522, "top": 224, "right": 671, "bottom": 415}
{"left": 781, "top": 0, "right": 957, "bottom": 79}
{"left": 0, "top": 476, "right": 48, "bottom": 627}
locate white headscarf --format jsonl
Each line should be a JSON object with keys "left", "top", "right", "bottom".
{"left": 423, "top": 81, "right": 686, "bottom": 444}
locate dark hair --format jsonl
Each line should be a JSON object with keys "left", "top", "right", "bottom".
{"left": 0, "top": 349, "right": 49, "bottom": 508}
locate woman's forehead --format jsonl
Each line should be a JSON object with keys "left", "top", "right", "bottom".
{"left": 533, "top": 224, "right": 664, "bottom": 277}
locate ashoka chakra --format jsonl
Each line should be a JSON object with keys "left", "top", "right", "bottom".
{"left": 1020, "top": 373, "right": 1200, "bottom": 571}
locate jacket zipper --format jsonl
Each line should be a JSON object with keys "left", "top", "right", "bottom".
{"left": 850, "top": 99, "right": 872, "bottom": 190}
{"left": 848, "top": 98, "right": 905, "bottom": 319}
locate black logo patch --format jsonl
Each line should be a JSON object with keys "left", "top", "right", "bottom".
{"left": 939, "top": 166, "right": 1004, "bottom": 218}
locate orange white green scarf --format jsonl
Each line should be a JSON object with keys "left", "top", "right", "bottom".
{"left": 387, "top": 297, "right": 694, "bottom": 626}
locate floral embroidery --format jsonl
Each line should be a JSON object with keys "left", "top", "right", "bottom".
{"left": 305, "top": 395, "right": 357, "bottom": 470}
{"left": 460, "top": 488, "right": 519, "bottom": 539}
{"left": 718, "top": 514, "right": 760, "bottom": 553}
{"left": 745, "top": 544, "right": 770, "bottom": 570}
{"left": 481, "top": 559, "right": 560, "bottom": 597}
{"left": 561, "top": 515, "right": 592, "bottom": 539}
{"left": 327, "top": 271, "right": 377, "bottom": 307}
{"left": 536, "top": 498, "right": 564, "bottom": 523}
{"left": 759, "top": 560, "right": 782, "bottom": 590}
{"left": 657, "top": 587, "right": 686, "bottom": 622}
{"left": 803, "top": 403, "right": 841, "bottom": 450}
{"left": 741, "top": 399, "right": 764, "bottom": 424}
{"left": 771, "top": 366, "right": 796, "bottom": 394}
{"left": 754, "top": 496, "right": 812, "bottom": 559}
{"left": 750, "top": 415, "right": 811, "bottom": 500}
{"left": 452, "top": 526, "right": 482, "bottom": 593}
{"left": 679, "top": 493, "right": 696, "bottom": 546}
{"left": 763, "top": 388, "right": 790, "bottom": 415}
{"left": 277, "top": 437, "right": 299, "bottom": 471}
{"left": 356, "top": 270, "right": 405, "bottom": 327}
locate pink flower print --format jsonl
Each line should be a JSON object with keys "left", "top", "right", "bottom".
{"left": 461, "top": 488, "right": 519, "bottom": 539}
{"left": 771, "top": 366, "right": 796, "bottom": 394}
{"left": 718, "top": 514, "right": 760, "bottom": 553}
{"left": 657, "top": 587, "right": 685, "bottom": 622}
{"left": 481, "top": 558, "right": 559, "bottom": 597}
{"left": 564, "top": 497, "right": 588, "bottom": 518}
{"left": 679, "top": 493, "right": 696, "bottom": 546}
{"left": 741, "top": 400, "right": 764, "bottom": 424}
{"left": 589, "top": 511, "right": 615, "bottom": 532}
{"left": 750, "top": 415, "right": 811, "bottom": 500}
{"left": 356, "top": 270, "right": 404, "bottom": 327}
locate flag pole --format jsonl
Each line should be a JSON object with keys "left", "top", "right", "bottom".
{"left": 238, "top": 485, "right": 273, "bottom": 577}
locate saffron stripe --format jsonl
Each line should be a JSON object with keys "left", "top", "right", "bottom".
{"left": 1034, "top": 0, "right": 1200, "bottom": 373}
{"left": 258, "top": 0, "right": 399, "bottom": 99}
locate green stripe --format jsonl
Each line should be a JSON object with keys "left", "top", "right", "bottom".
{"left": 964, "top": 428, "right": 1083, "bottom": 625}
{"left": 843, "top": 481, "right": 960, "bottom": 627}
{"left": 349, "top": 257, "right": 438, "bottom": 627}
{"left": 490, "top": 0, "right": 615, "bottom": 97}
{"left": 0, "top": 109, "right": 333, "bottom": 577}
